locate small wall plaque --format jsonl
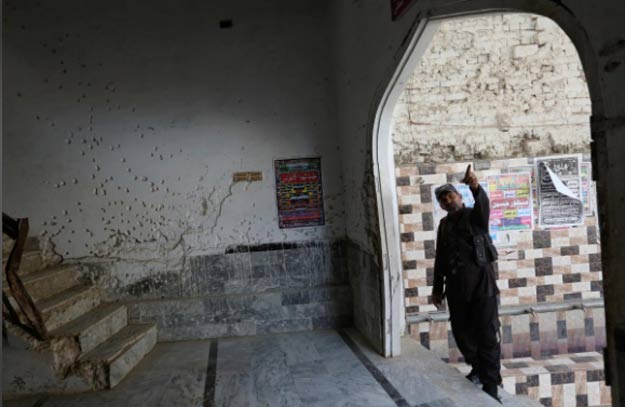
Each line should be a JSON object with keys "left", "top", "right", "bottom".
{"left": 232, "top": 172, "right": 263, "bottom": 182}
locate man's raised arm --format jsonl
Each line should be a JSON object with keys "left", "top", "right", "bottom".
{"left": 463, "top": 164, "right": 490, "bottom": 232}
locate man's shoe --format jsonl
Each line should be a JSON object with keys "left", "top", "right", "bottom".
{"left": 465, "top": 369, "right": 481, "bottom": 385}
{"left": 483, "top": 384, "right": 502, "bottom": 404}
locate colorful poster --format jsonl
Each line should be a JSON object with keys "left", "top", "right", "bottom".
{"left": 535, "top": 154, "right": 583, "bottom": 227}
{"left": 508, "top": 165, "right": 538, "bottom": 222}
{"left": 487, "top": 173, "right": 534, "bottom": 239}
{"left": 580, "top": 162, "right": 593, "bottom": 216}
{"left": 274, "top": 158, "right": 325, "bottom": 228}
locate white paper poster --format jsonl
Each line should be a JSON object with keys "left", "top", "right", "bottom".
{"left": 535, "top": 154, "right": 583, "bottom": 227}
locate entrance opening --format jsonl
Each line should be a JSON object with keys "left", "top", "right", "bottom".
{"left": 377, "top": 12, "right": 610, "bottom": 406}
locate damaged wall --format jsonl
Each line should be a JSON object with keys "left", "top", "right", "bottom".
{"left": 392, "top": 14, "right": 592, "bottom": 164}
{"left": 3, "top": 0, "right": 346, "bottom": 290}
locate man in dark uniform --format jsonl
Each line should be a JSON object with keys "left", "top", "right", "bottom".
{"left": 431, "top": 165, "right": 502, "bottom": 403}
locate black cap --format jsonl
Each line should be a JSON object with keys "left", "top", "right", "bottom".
{"left": 434, "top": 183, "right": 459, "bottom": 201}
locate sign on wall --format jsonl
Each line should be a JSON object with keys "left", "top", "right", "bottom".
{"left": 580, "top": 162, "right": 593, "bottom": 216}
{"left": 535, "top": 154, "right": 584, "bottom": 227}
{"left": 274, "top": 157, "right": 325, "bottom": 228}
{"left": 487, "top": 173, "right": 533, "bottom": 246}
{"left": 508, "top": 165, "right": 538, "bottom": 221}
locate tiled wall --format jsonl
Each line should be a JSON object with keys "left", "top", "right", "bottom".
{"left": 129, "top": 285, "right": 352, "bottom": 341}
{"left": 410, "top": 305, "right": 606, "bottom": 362}
{"left": 124, "top": 240, "right": 353, "bottom": 340}
{"left": 453, "top": 352, "right": 611, "bottom": 407}
{"left": 345, "top": 240, "right": 384, "bottom": 354}
{"left": 395, "top": 158, "right": 603, "bottom": 315}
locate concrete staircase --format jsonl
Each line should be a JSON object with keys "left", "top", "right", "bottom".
{"left": 2, "top": 236, "right": 157, "bottom": 398}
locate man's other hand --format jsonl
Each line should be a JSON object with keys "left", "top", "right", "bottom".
{"left": 432, "top": 293, "right": 443, "bottom": 310}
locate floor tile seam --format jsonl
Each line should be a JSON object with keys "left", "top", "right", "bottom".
{"left": 338, "top": 330, "right": 412, "bottom": 407}
{"left": 202, "top": 340, "right": 218, "bottom": 407}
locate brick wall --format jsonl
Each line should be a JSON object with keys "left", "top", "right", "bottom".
{"left": 392, "top": 13, "right": 591, "bottom": 165}
{"left": 410, "top": 304, "right": 606, "bottom": 361}
{"left": 396, "top": 158, "right": 602, "bottom": 315}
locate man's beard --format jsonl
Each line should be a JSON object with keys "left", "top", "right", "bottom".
{"left": 444, "top": 202, "right": 462, "bottom": 213}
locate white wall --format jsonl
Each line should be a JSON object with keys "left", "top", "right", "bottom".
{"left": 333, "top": 0, "right": 416, "bottom": 250}
{"left": 3, "top": 0, "right": 345, "bottom": 260}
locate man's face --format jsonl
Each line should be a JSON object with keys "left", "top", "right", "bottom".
{"left": 438, "top": 191, "right": 463, "bottom": 213}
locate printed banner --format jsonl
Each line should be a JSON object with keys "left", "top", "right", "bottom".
{"left": 274, "top": 157, "right": 325, "bottom": 228}
{"left": 508, "top": 164, "right": 538, "bottom": 222}
{"left": 487, "top": 173, "right": 533, "bottom": 246}
{"left": 535, "top": 154, "right": 583, "bottom": 227}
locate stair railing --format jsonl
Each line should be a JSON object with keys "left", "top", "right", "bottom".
{"left": 2, "top": 212, "right": 48, "bottom": 341}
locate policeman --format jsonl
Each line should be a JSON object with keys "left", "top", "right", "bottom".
{"left": 431, "top": 165, "right": 502, "bottom": 403}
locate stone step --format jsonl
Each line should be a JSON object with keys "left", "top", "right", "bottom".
{"left": 2, "top": 250, "right": 44, "bottom": 275}
{"left": 79, "top": 324, "right": 157, "bottom": 389}
{"left": 128, "top": 284, "right": 353, "bottom": 341}
{"left": 452, "top": 352, "right": 610, "bottom": 407}
{"left": 50, "top": 303, "right": 128, "bottom": 355}
{"left": 38, "top": 285, "right": 101, "bottom": 331}
{"left": 4, "top": 264, "right": 80, "bottom": 303}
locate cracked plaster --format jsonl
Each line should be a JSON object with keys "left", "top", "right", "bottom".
{"left": 3, "top": 0, "right": 346, "bottom": 289}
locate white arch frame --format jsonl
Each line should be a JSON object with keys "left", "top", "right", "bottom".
{"left": 372, "top": 18, "right": 441, "bottom": 357}
{"left": 372, "top": 5, "right": 602, "bottom": 357}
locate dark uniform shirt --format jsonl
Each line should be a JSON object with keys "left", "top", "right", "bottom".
{"left": 433, "top": 185, "right": 499, "bottom": 302}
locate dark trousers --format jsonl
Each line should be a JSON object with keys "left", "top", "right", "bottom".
{"left": 447, "top": 294, "right": 502, "bottom": 386}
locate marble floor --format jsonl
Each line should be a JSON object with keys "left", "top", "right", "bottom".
{"left": 5, "top": 329, "right": 541, "bottom": 407}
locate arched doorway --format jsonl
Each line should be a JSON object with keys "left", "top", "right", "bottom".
{"left": 372, "top": 0, "right": 604, "bottom": 359}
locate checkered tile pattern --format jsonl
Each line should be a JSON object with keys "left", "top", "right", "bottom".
{"left": 409, "top": 307, "right": 606, "bottom": 362}
{"left": 452, "top": 352, "right": 610, "bottom": 407}
{"left": 396, "top": 158, "right": 603, "bottom": 315}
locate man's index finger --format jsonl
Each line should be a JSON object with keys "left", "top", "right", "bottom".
{"left": 464, "top": 164, "right": 472, "bottom": 181}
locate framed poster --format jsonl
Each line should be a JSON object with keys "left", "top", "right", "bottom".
{"left": 535, "top": 154, "right": 584, "bottom": 227}
{"left": 274, "top": 157, "right": 325, "bottom": 228}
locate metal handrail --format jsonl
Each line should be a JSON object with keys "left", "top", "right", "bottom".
{"left": 2, "top": 212, "right": 48, "bottom": 341}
